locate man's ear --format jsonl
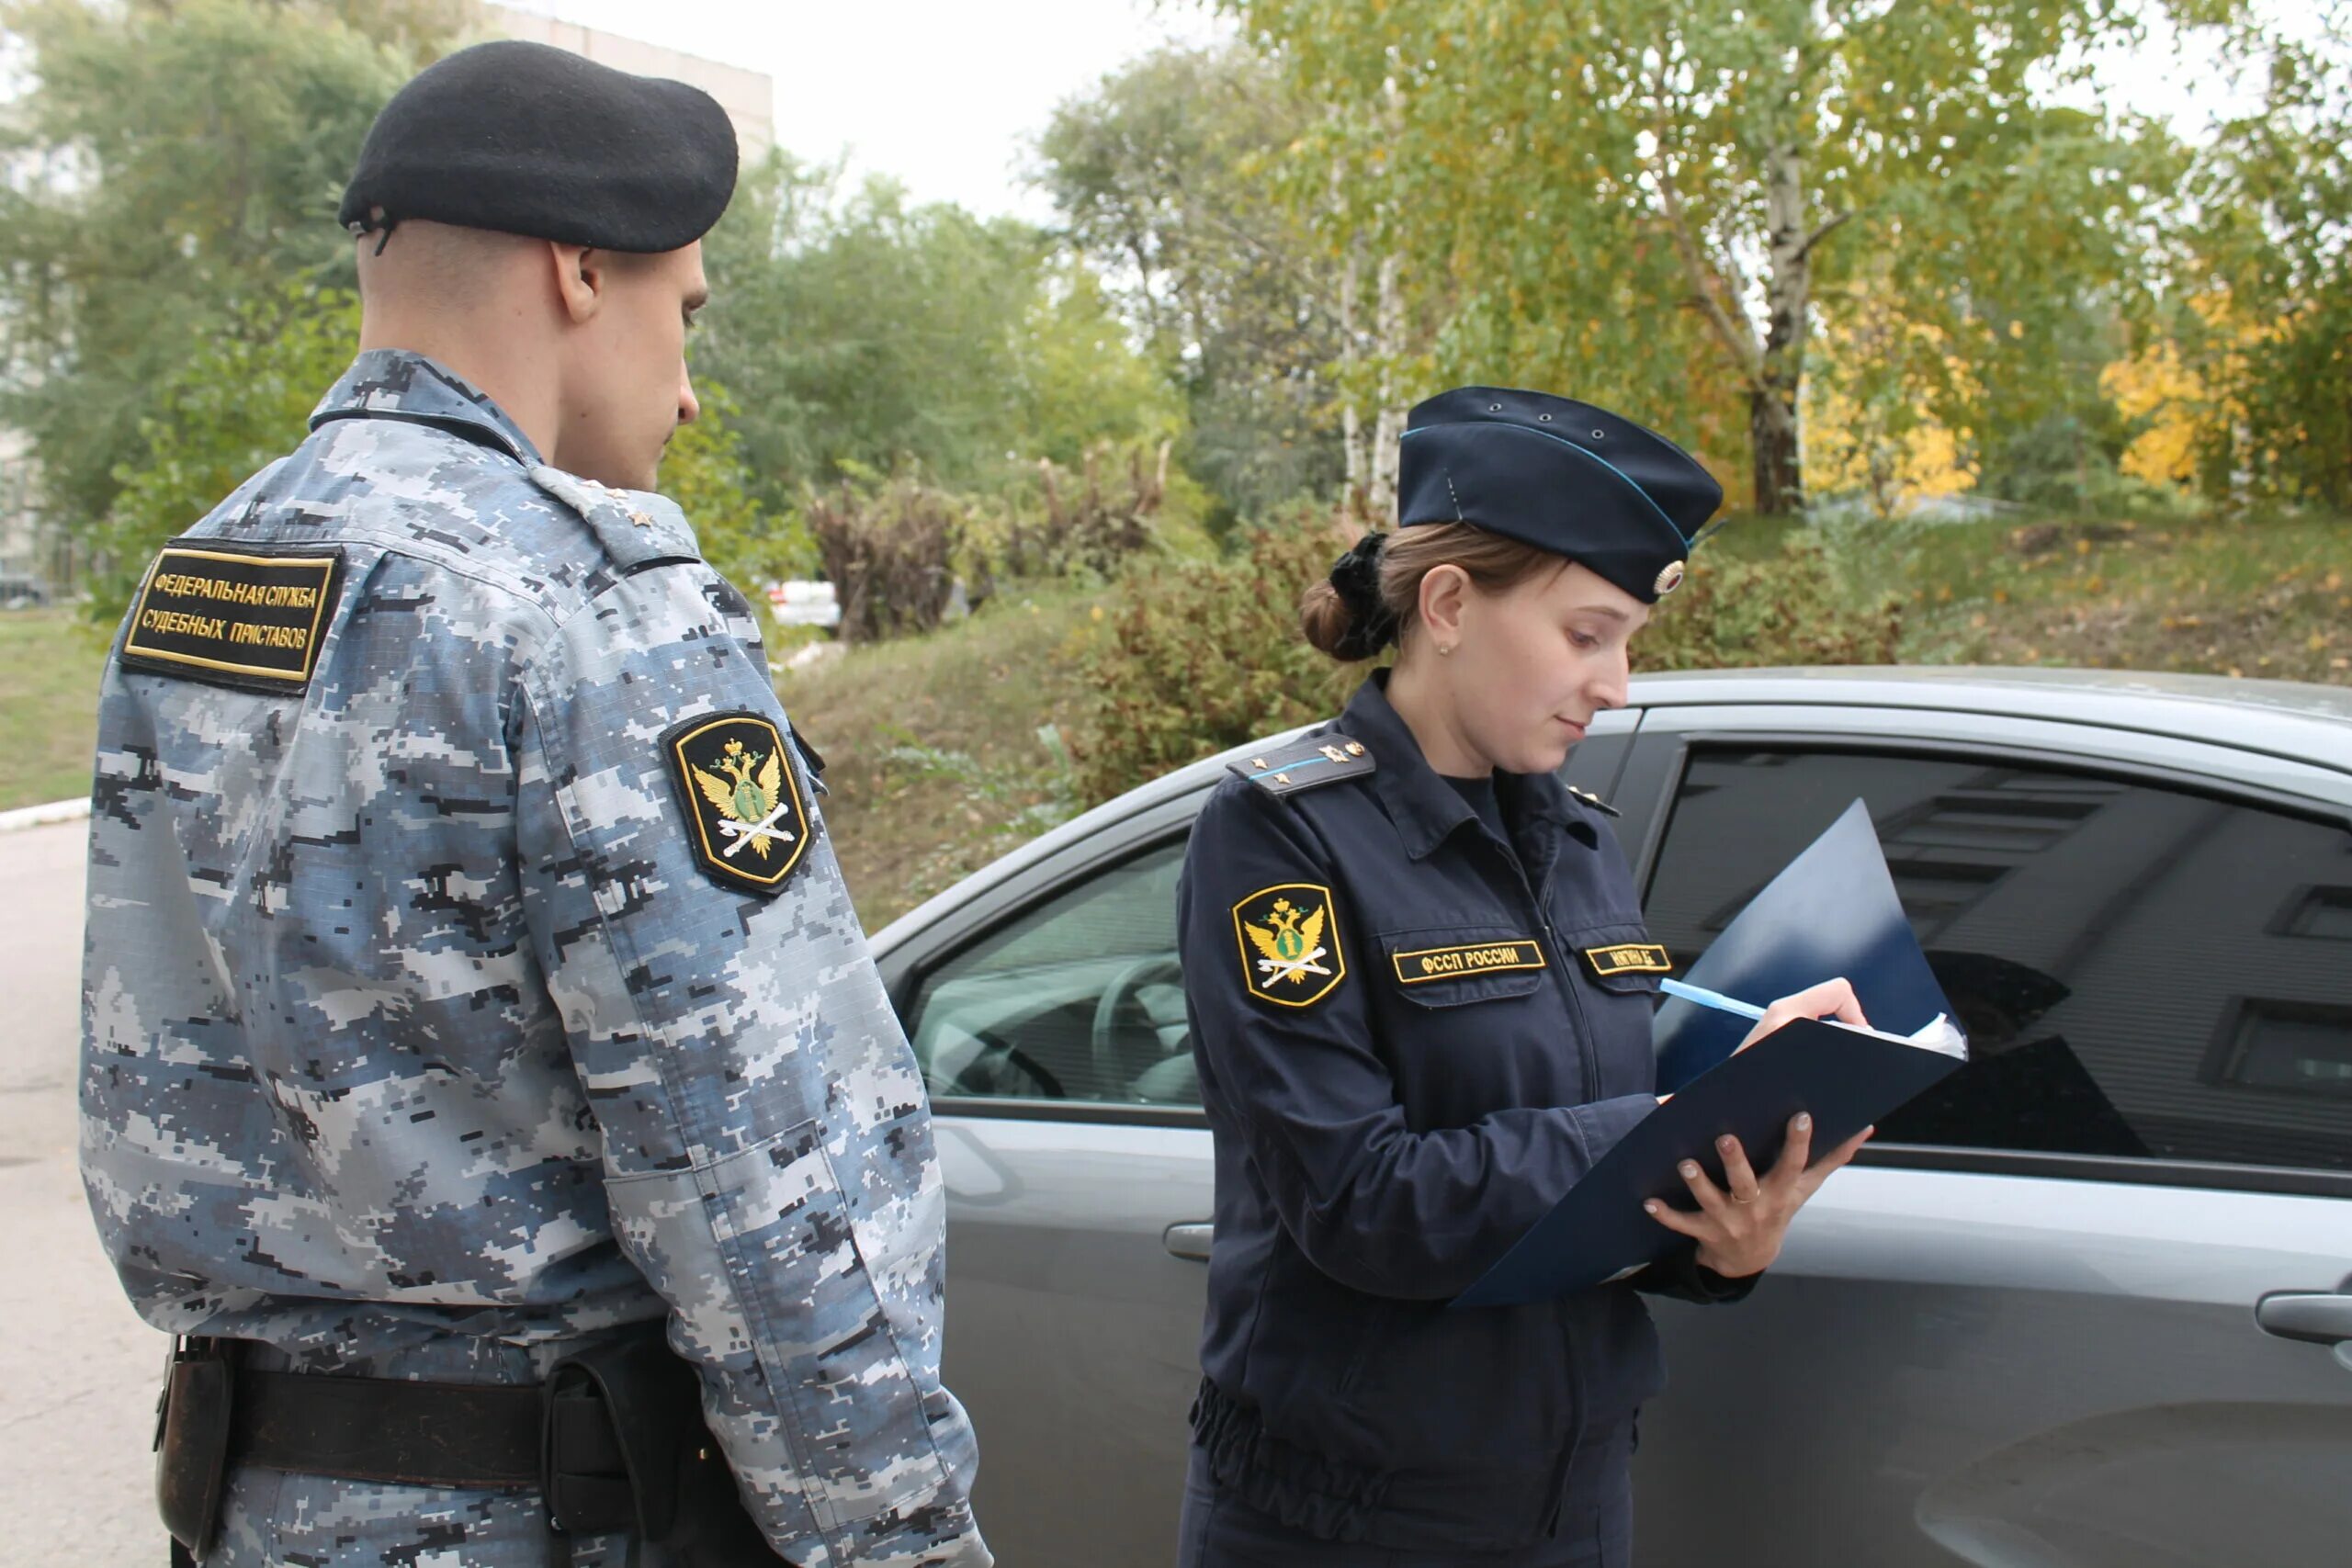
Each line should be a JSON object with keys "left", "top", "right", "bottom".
{"left": 549, "top": 243, "right": 603, "bottom": 324}
{"left": 1419, "top": 562, "right": 1470, "bottom": 646}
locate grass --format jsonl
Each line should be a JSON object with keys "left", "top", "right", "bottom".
{"left": 0, "top": 607, "right": 110, "bottom": 811}
{"left": 1885, "top": 510, "right": 2352, "bottom": 682}
{"left": 1710, "top": 504, "right": 2352, "bottom": 683}
{"left": 777, "top": 580, "right": 1104, "bottom": 929}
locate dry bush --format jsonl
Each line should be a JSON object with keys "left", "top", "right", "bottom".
{"left": 804, "top": 472, "right": 967, "bottom": 642}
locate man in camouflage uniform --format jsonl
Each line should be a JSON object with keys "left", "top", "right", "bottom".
{"left": 79, "top": 41, "right": 989, "bottom": 1567}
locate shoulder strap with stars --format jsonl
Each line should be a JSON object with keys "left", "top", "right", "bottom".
{"left": 529, "top": 465, "right": 699, "bottom": 574}
{"left": 1230, "top": 732, "right": 1375, "bottom": 798}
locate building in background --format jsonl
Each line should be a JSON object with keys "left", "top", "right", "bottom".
{"left": 481, "top": 4, "right": 775, "bottom": 158}
{"left": 0, "top": 431, "right": 52, "bottom": 604}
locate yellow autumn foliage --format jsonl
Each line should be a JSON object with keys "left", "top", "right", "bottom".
{"left": 2098, "top": 293, "right": 2263, "bottom": 489}
{"left": 1805, "top": 291, "right": 1977, "bottom": 516}
{"left": 2100, "top": 338, "right": 2216, "bottom": 486}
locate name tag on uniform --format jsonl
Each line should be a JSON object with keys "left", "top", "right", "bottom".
{"left": 1582, "top": 942, "right": 1672, "bottom": 979}
{"left": 1391, "top": 940, "right": 1547, "bottom": 985}
{"left": 119, "top": 544, "right": 343, "bottom": 695}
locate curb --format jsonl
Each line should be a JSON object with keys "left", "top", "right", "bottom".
{"left": 0, "top": 797, "right": 89, "bottom": 833}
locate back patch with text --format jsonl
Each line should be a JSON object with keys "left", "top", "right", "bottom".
{"left": 119, "top": 544, "right": 343, "bottom": 695}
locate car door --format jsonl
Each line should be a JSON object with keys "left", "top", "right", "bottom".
{"left": 881, "top": 802, "right": 1216, "bottom": 1567}
{"left": 1613, "top": 703, "right": 2352, "bottom": 1568}
{"left": 876, "top": 715, "right": 1645, "bottom": 1565}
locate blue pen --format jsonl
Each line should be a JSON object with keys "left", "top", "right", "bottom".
{"left": 1658, "top": 976, "right": 1768, "bottom": 1021}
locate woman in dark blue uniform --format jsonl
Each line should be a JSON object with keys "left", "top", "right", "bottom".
{"left": 1174, "top": 387, "right": 1873, "bottom": 1567}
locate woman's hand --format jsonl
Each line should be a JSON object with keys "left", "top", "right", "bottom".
{"left": 1737, "top": 976, "right": 1867, "bottom": 1052}
{"left": 1656, "top": 977, "right": 1869, "bottom": 1106}
{"left": 1642, "top": 976, "right": 1877, "bottom": 1274}
{"left": 1644, "top": 1115, "right": 1874, "bottom": 1278}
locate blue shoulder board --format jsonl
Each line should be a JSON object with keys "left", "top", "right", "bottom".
{"left": 1566, "top": 784, "right": 1622, "bottom": 818}
{"left": 1231, "top": 733, "right": 1375, "bottom": 798}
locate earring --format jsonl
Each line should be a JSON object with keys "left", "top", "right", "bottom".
{"left": 1437, "top": 644, "right": 1454, "bottom": 657}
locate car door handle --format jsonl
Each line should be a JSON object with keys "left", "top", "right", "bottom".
{"left": 1163, "top": 1222, "right": 1214, "bottom": 1262}
{"left": 2256, "top": 1291, "right": 2352, "bottom": 1347}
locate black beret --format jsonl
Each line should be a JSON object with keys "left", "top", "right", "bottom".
{"left": 340, "top": 40, "right": 739, "bottom": 254}
{"left": 1396, "top": 387, "right": 1724, "bottom": 603}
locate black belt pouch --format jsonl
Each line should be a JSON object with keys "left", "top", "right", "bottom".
{"left": 155, "top": 1337, "right": 238, "bottom": 1561}
{"left": 543, "top": 1328, "right": 778, "bottom": 1566}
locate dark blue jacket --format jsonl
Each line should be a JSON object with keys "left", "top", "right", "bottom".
{"left": 1178, "top": 673, "right": 1746, "bottom": 1551}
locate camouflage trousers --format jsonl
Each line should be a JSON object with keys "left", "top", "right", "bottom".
{"left": 199, "top": 1466, "right": 634, "bottom": 1567}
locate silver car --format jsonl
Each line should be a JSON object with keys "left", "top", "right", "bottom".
{"left": 868, "top": 668, "right": 2352, "bottom": 1567}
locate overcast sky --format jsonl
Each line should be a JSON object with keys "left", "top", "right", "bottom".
{"left": 509, "top": 1, "right": 2336, "bottom": 223}
{"left": 505, "top": 0, "right": 1232, "bottom": 221}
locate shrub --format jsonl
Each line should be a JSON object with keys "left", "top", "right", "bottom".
{"left": 1073, "top": 520, "right": 1902, "bottom": 804}
{"left": 1071, "top": 510, "right": 1361, "bottom": 803}
{"left": 1635, "top": 532, "right": 1903, "bottom": 672}
{"left": 998, "top": 439, "right": 1171, "bottom": 581}
{"left": 803, "top": 468, "right": 968, "bottom": 642}
{"left": 670, "top": 382, "right": 812, "bottom": 598}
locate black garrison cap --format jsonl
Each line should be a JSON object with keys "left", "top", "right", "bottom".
{"left": 1396, "top": 387, "right": 1724, "bottom": 602}
{"left": 339, "top": 40, "right": 739, "bottom": 254}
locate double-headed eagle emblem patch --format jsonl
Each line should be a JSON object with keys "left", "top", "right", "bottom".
{"left": 664, "top": 713, "right": 812, "bottom": 896}
{"left": 1231, "top": 882, "right": 1347, "bottom": 1007}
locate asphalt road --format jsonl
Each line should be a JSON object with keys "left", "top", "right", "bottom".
{"left": 0, "top": 818, "right": 164, "bottom": 1567}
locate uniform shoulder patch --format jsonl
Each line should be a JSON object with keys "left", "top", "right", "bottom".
{"left": 1567, "top": 784, "right": 1622, "bottom": 818}
{"left": 663, "top": 712, "right": 813, "bottom": 897}
{"left": 1231, "top": 733, "right": 1374, "bottom": 798}
{"left": 119, "top": 540, "right": 344, "bottom": 696}
{"left": 1231, "top": 882, "right": 1348, "bottom": 1008}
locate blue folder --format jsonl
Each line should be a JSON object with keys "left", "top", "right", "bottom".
{"left": 1453, "top": 801, "right": 1966, "bottom": 1308}
{"left": 1655, "top": 799, "right": 1956, "bottom": 1093}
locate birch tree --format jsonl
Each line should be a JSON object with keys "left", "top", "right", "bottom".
{"left": 1238, "top": 0, "right": 2207, "bottom": 513}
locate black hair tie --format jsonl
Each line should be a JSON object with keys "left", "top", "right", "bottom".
{"left": 1327, "top": 530, "right": 1399, "bottom": 660}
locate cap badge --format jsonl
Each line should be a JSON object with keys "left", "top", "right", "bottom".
{"left": 1655, "top": 559, "right": 1687, "bottom": 595}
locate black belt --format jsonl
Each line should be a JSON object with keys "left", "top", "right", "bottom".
{"left": 157, "top": 1332, "right": 781, "bottom": 1562}
{"left": 233, "top": 1366, "right": 540, "bottom": 1487}
{"left": 227, "top": 1362, "right": 634, "bottom": 1531}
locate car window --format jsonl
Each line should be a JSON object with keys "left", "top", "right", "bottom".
{"left": 906, "top": 840, "right": 1197, "bottom": 1107}
{"left": 1645, "top": 748, "right": 2352, "bottom": 1174}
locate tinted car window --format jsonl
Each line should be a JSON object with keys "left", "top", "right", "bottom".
{"left": 1645, "top": 749, "right": 2352, "bottom": 1173}
{"left": 906, "top": 840, "right": 1196, "bottom": 1106}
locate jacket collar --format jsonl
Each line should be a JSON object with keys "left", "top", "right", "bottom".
{"left": 1338, "top": 671, "right": 1595, "bottom": 863}
{"left": 310, "top": 349, "right": 544, "bottom": 467}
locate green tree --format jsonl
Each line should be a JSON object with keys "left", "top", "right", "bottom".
{"left": 1234, "top": 0, "right": 2217, "bottom": 513}
{"left": 0, "top": 0, "right": 455, "bottom": 547}
{"left": 1011, "top": 259, "right": 1186, "bottom": 473}
{"left": 672, "top": 381, "right": 812, "bottom": 602}
{"left": 95, "top": 283, "right": 363, "bottom": 616}
{"left": 1035, "top": 43, "right": 1346, "bottom": 526}
{"left": 2176, "top": 17, "right": 2352, "bottom": 507}
{"left": 696, "top": 156, "right": 1180, "bottom": 512}
{"left": 96, "top": 281, "right": 790, "bottom": 623}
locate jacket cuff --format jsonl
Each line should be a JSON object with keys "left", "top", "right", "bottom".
{"left": 1633, "top": 1247, "right": 1759, "bottom": 1304}
{"left": 1564, "top": 1093, "right": 1657, "bottom": 1169}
